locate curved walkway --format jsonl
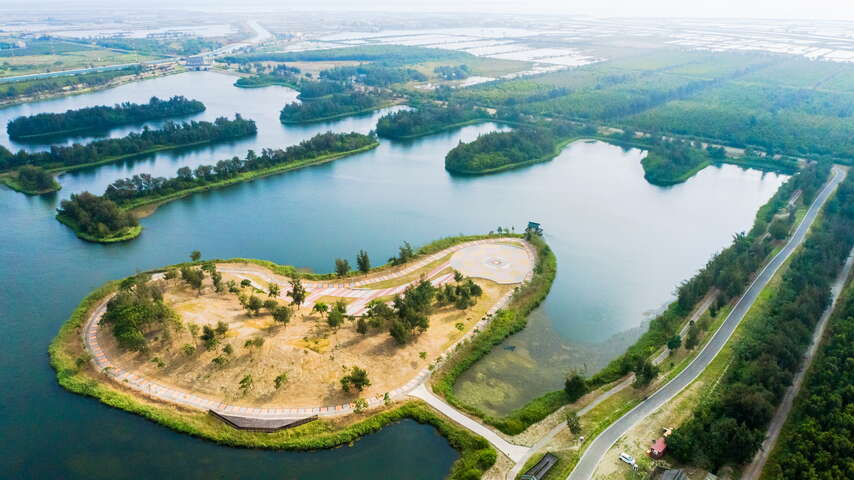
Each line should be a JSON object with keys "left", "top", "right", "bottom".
{"left": 82, "top": 238, "right": 536, "bottom": 419}
{"left": 567, "top": 166, "right": 846, "bottom": 479}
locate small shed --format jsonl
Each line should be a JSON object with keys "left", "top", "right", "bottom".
{"left": 526, "top": 221, "right": 543, "bottom": 236}
{"left": 648, "top": 436, "right": 667, "bottom": 459}
{"left": 520, "top": 452, "right": 558, "bottom": 480}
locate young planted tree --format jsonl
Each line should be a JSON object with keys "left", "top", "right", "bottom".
{"left": 357, "top": 250, "right": 370, "bottom": 273}
{"left": 272, "top": 305, "right": 293, "bottom": 324}
{"left": 340, "top": 366, "right": 371, "bottom": 393}
{"left": 190, "top": 250, "right": 201, "bottom": 262}
{"left": 566, "top": 411, "right": 582, "bottom": 435}
{"left": 268, "top": 282, "right": 280, "bottom": 298}
{"left": 240, "top": 278, "right": 252, "bottom": 290}
{"left": 239, "top": 374, "right": 253, "bottom": 394}
{"left": 180, "top": 266, "right": 204, "bottom": 295}
{"left": 245, "top": 295, "right": 264, "bottom": 316}
{"left": 312, "top": 302, "right": 328, "bottom": 319}
{"left": 274, "top": 372, "right": 289, "bottom": 389}
{"left": 211, "top": 271, "right": 223, "bottom": 293}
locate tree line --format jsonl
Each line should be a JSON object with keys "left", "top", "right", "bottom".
{"left": 667, "top": 166, "right": 854, "bottom": 472}
{"left": 102, "top": 131, "right": 376, "bottom": 204}
{"left": 11, "top": 164, "right": 57, "bottom": 193}
{"left": 376, "top": 103, "right": 489, "bottom": 139}
{"left": 6, "top": 96, "right": 206, "bottom": 139}
{"left": 101, "top": 273, "right": 178, "bottom": 351}
{"left": 434, "top": 65, "right": 471, "bottom": 81}
{"left": 279, "top": 92, "right": 391, "bottom": 123}
{"left": 763, "top": 280, "right": 854, "bottom": 479}
{"left": 0, "top": 115, "right": 256, "bottom": 172}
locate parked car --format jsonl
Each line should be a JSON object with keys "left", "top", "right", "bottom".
{"left": 619, "top": 452, "right": 635, "bottom": 465}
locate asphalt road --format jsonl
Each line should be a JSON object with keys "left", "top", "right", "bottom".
{"left": 567, "top": 166, "right": 846, "bottom": 480}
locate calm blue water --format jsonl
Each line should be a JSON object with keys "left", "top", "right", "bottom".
{"left": 0, "top": 71, "right": 787, "bottom": 475}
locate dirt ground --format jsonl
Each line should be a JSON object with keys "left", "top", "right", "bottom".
{"left": 98, "top": 263, "right": 513, "bottom": 408}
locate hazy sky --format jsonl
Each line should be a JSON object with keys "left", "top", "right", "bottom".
{"left": 11, "top": 0, "right": 854, "bottom": 20}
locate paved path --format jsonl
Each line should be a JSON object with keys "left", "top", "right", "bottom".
{"left": 567, "top": 166, "right": 846, "bottom": 480}
{"left": 410, "top": 384, "right": 530, "bottom": 462}
{"left": 82, "top": 238, "right": 535, "bottom": 419}
{"left": 741, "top": 247, "right": 854, "bottom": 480}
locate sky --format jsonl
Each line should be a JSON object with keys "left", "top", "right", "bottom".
{"left": 8, "top": 0, "right": 854, "bottom": 20}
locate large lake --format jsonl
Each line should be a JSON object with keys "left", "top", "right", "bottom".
{"left": 0, "top": 71, "right": 786, "bottom": 477}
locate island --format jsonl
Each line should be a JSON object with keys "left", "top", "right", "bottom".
{"left": 6, "top": 96, "right": 205, "bottom": 140}
{"left": 376, "top": 103, "right": 490, "bottom": 140}
{"left": 54, "top": 131, "right": 378, "bottom": 243}
{"left": 0, "top": 115, "right": 257, "bottom": 174}
{"left": 51, "top": 235, "right": 547, "bottom": 478}
{"left": 280, "top": 92, "right": 399, "bottom": 124}
{"left": 0, "top": 164, "right": 61, "bottom": 194}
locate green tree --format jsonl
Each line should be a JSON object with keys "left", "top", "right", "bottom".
{"left": 239, "top": 374, "right": 253, "bottom": 393}
{"left": 566, "top": 411, "right": 582, "bottom": 434}
{"left": 245, "top": 295, "right": 264, "bottom": 316}
{"left": 190, "top": 250, "right": 201, "bottom": 262}
{"left": 327, "top": 309, "right": 345, "bottom": 328}
{"left": 356, "top": 317, "right": 368, "bottom": 334}
{"left": 268, "top": 282, "right": 280, "bottom": 298}
{"left": 274, "top": 372, "right": 289, "bottom": 389}
{"left": 211, "top": 271, "right": 223, "bottom": 292}
{"left": 357, "top": 250, "right": 370, "bottom": 273}
{"left": 564, "top": 373, "right": 588, "bottom": 401}
{"left": 667, "top": 334, "right": 682, "bottom": 351}
{"left": 240, "top": 278, "right": 252, "bottom": 289}
{"left": 288, "top": 278, "right": 306, "bottom": 308}
{"left": 341, "top": 366, "right": 371, "bottom": 393}
{"left": 335, "top": 258, "right": 350, "bottom": 277}
{"left": 312, "top": 302, "right": 328, "bottom": 318}
{"left": 272, "top": 305, "right": 293, "bottom": 324}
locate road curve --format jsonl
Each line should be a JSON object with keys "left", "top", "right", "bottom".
{"left": 567, "top": 166, "right": 846, "bottom": 480}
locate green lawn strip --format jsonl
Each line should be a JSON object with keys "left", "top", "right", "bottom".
{"left": 121, "top": 142, "right": 379, "bottom": 212}
{"left": 55, "top": 214, "right": 142, "bottom": 243}
{"left": 0, "top": 173, "right": 61, "bottom": 194}
{"left": 51, "top": 278, "right": 495, "bottom": 479}
{"left": 280, "top": 101, "right": 401, "bottom": 124}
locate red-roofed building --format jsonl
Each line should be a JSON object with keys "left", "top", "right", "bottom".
{"left": 649, "top": 437, "right": 667, "bottom": 459}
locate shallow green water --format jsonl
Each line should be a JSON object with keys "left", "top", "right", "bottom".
{"left": 0, "top": 71, "right": 786, "bottom": 475}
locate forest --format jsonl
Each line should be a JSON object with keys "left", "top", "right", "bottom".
{"left": 234, "top": 64, "right": 301, "bottom": 88}
{"left": 434, "top": 65, "right": 471, "bottom": 80}
{"left": 0, "top": 115, "right": 256, "bottom": 172}
{"left": 6, "top": 96, "right": 206, "bottom": 139}
{"left": 667, "top": 166, "right": 854, "bottom": 471}
{"left": 376, "top": 103, "right": 489, "bottom": 139}
{"left": 279, "top": 92, "right": 392, "bottom": 123}
{"left": 320, "top": 64, "right": 427, "bottom": 87}
{"left": 57, "top": 191, "right": 139, "bottom": 240}
{"left": 102, "top": 131, "right": 376, "bottom": 204}
{"left": 92, "top": 37, "right": 221, "bottom": 56}
{"left": 763, "top": 281, "right": 854, "bottom": 479}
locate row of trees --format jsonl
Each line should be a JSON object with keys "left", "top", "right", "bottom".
{"left": 57, "top": 192, "right": 138, "bottom": 239}
{"left": 101, "top": 131, "right": 376, "bottom": 204}
{"left": 6, "top": 96, "right": 205, "bottom": 138}
{"left": 0, "top": 115, "right": 257, "bottom": 172}
{"left": 763, "top": 283, "right": 854, "bottom": 479}
{"left": 668, "top": 167, "right": 854, "bottom": 471}
{"left": 376, "top": 103, "right": 489, "bottom": 139}
{"left": 279, "top": 92, "right": 390, "bottom": 123}
{"left": 0, "top": 66, "right": 141, "bottom": 100}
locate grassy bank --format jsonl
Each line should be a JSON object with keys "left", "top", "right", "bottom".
{"left": 432, "top": 234, "right": 557, "bottom": 434}
{"left": 55, "top": 214, "right": 142, "bottom": 243}
{"left": 50, "top": 249, "right": 503, "bottom": 479}
{"left": 122, "top": 142, "right": 379, "bottom": 213}
{"left": 1, "top": 173, "right": 61, "bottom": 195}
